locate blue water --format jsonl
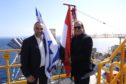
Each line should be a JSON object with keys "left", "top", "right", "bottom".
{"left": 0, "top": 38, "right": 19, "bottom": 83}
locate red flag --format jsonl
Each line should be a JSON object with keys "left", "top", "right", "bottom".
{"left": 61, "top": 6, "right": 72, "bottom": 76}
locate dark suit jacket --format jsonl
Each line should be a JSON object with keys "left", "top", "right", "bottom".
{"left": 71, "top": 33, "right": 93, "bottom": 78}
{"left": 20, "top": 35, "right": 46, "bottom": 77}
{"left": 60, "top": 33, "right": 93, "bottom": 78}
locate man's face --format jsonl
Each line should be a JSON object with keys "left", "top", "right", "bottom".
{"left": 74, "top": 23, "right": 84, "bottom": 36}
{"left": 34, "top": 23, "right": 43, "bottom": 37}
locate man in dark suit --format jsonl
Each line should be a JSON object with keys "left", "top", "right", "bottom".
{"left": 20, "top": 22, "right": 47, "bottom": 84}
{"left": 71, "top": 20, "right": 93, "bottom": 84}
{"left": 60, "top": 20, "right": 93, "bottom": 84}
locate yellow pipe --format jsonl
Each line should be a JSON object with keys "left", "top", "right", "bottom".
{"left": 10, "top": 80, "right": 27, "bottom": 84}
{"left": 0, "top": 64, "right": 21, "bottom": 69}
{"left": 9, "top": 74, "right": 70, "bottom": 84}
{"left": 124, "top": 65, "right": 126, "bottom": 84}
{"left": 6, "top": 60, "right": 11, "bottom": 84}
{"left": 52, "top": 74, "right": 71, "bottom": 80}
{"left": 0, "top": 49, "right": 20, "bottom": 52}
{"left": 119, "top": 45, "right": 125, "bottom": 84}
{"left": 109, "top": 39, "right": 126, "bottom": 61}
{"left": 2, "top": 52, "right": 11, "bottom": 84}
{"left": 97, "top": 60, "right": 109, "bottom": 84}
{"left": 9, "top": 64, "right": 21, "bottom": 67}
{"left": 109, "top": 62, "right": 120, "bottom": 81}
{"left": 110, "top": 64, "right": 126, "bottom": 84}
{"left": 110, "top": 72, "right": 121, "bottom": 84}
{"left": 8, "top": 74, "right": 70, "bottom": 84}
{"left": 0, "top": 66, "right": 6, "bottom": 68}
{"left": 97, "top": 64, "right": 102, "bottom": 84}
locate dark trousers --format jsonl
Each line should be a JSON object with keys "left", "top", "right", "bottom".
{"left": 27, "top": 66, "right": 47, "bottom": 84}
{"left": 74, "top": 77, "right": 90, "bottom": 84}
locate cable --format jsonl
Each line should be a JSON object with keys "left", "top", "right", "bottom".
{"left": 76, "top": 9, "right": 123, "bottom": 33}
{"left": 77, "top": 9, "right": 106, "bottom": 24}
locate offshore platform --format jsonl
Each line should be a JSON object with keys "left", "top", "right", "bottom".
{"left": 1, "top": 3, "right": 126, "bottom": 84}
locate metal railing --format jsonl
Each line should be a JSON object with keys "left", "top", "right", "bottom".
{"left": 0, "top": 49, "right": 21, "bottom": 84}
{"left": 2, "top": 38, "right": 126, "bottom": 84}
{"left": 97, "top": 39, "right": 126, "bottom": 84}
{"left": 0, "top": 49, "right": 71, "bottom": 84}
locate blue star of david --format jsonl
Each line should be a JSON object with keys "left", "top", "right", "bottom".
{"left": 48, "top": 41, "right": 53, "bottom": 55}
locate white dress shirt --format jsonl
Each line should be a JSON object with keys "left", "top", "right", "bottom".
{"left": 35, "top": 35, "right": 45, "bottom": 67}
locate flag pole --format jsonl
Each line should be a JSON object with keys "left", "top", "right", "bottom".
{"left": 63, "top": 3, "right": 77, "bottom": 21}
{"left": 63, "top": 3, "right": 76, "bottom": 7}
{"left": 60, "top": 3, "right": 75, "bottom": 77}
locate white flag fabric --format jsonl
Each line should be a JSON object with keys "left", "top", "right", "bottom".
{"left": 60, "top": 6, "right": 72, "bottom": 75}
{"left": 36, "top": 8, "right": 59, "bottom": 79}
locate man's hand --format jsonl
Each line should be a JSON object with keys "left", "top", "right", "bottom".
{"left": 27, "top": 75, "right": 35, "bottom": 83}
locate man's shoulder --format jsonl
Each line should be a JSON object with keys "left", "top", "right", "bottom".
{"left": 23, "top": 35, "right": 35, "bottom": 42}
{"left": 83, "top": 34, "right": 92, "bottom": 39}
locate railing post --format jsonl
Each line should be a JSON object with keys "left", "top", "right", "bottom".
{"left": 123, "top": 65, "right": 126, "bottom": 84}
{"left": 109, "top": 62, "right": 120, "bottom": 82}
{"left": 2, "top": 52, "right": 11, "bottom": 84}
{"left": 97, "top": 64, "right": 102, "bottom": 84}
{"left": 120, "top": 45, "right": 125, "bottom": 84}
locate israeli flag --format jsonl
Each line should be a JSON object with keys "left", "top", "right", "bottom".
{"left": 36, "top": 8, "right": 59, "bottom": 79}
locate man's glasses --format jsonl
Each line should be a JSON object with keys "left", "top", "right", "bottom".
{"left": 74, "top": 26, "right": 81, "bottom": 29}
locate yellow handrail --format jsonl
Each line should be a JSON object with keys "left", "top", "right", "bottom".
{"left": 109, "top": 62, "right": 120, "bottom": 81}
{"left": 0, "top": 49, "right": 70, "bottom": 84}
{"left": 110, "top": 64, "right": 126, "bottom": 84}
{"left": 124, "top": 64, "right": 126, "bottom": 84}
{"left": 0, "top": 49, "right": 20, "bottom": 52}
{"left": 97, "top": 39, "right": 126, "bottom": 84}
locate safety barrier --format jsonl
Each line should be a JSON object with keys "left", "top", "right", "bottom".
{"left": 2, "top": 39, "right": 126, "bottom": 84}
{"left": 0, "top": 49, "right": 70, "bottom": 84}
{"left": 97, "top": 39, "right": 126, "bottom": 84}
{"left": 110, "top": 64, "right": 125, "bottom": 84}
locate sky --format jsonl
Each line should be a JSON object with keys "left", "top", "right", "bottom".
{"left": 0, "top": 0, "right": 126, "bottom": 38}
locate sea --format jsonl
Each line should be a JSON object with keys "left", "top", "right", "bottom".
{"left": 0, "top": 37, "right": 122, "bottom": 83}
{"left": 0, "top": 38, "right": 20, "bottom": 83}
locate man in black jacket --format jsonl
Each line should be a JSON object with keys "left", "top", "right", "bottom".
{"left": 71, "top": 20, "right": 93, "bottom": 84}
{"left": 20, "top": 22, "right": 47, "bottom": 84}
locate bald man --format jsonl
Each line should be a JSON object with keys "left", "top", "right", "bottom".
{"left": 20, "top": 22, "right": 47, "bottom": 84}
